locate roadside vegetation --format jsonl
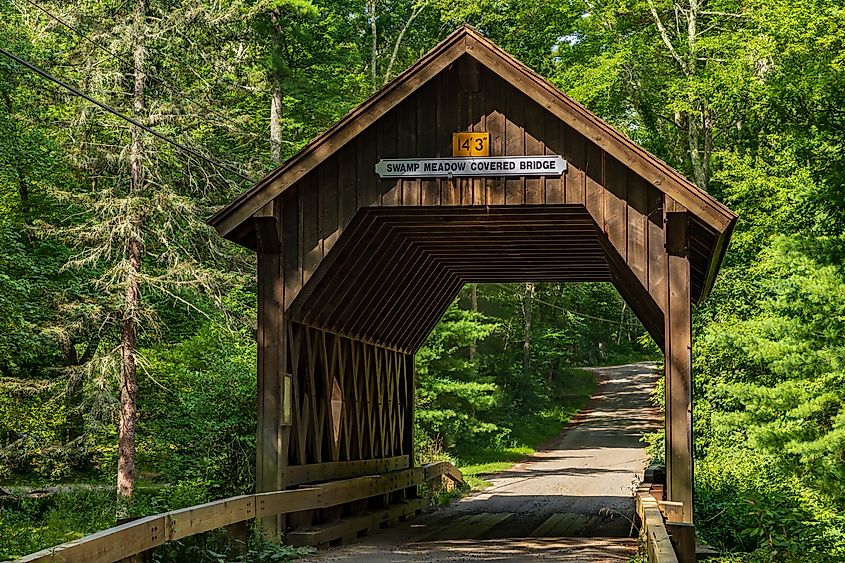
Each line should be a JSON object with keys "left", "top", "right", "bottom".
{"left": 3, "top": 0, "right": 845, "bottom": 561}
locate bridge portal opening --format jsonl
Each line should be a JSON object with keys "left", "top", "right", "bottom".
{"left": 407, "top": 281, "right": 660, "bottom": 540}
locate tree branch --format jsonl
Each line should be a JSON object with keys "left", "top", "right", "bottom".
{"left": 368, "top": 0, "right": 378, "bottom": 93}
{"left": 383, "top": 4, "right": 425, "bottom": 86}
{"left": 646, "top": 0, "right": 688, "bottom": 75}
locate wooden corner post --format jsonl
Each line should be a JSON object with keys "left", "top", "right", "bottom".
{"left": 255, "top": 202, "right": 290, "bottom": 539}
{"left": 664, "top": 210, "right": 693, "bottom": 526}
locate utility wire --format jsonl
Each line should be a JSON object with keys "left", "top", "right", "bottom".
{"left": 0, "top": 46, "right": 255, "bottom": 183}
{"left": 490, "top": 283, "right": 641, "bottom": 326}
{"left": 22, "top": 0, "right": 261, "bottom": 144}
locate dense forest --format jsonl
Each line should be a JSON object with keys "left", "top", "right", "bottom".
{"left": 1, "top": 0, "right": 845, "bottom": 561}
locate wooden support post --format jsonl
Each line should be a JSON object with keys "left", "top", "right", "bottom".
{"left": 255, "top": 206, "right": 289, "bottom": 540}
{"left": 666, "top": 521, "right": 696, "bottom": 563}
{"left": 664, "top": 210, "right": 693, "bottom": 527}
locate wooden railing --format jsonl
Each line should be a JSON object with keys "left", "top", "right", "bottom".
{"left": 19, "top": 462, "right": 462, "bottom": 563}
{"left": 635, "top": 484, "right": 680, "bottom": 563}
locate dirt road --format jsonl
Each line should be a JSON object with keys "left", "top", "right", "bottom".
{"left": 305, "top": 362, "right": 661, "bottom": 562}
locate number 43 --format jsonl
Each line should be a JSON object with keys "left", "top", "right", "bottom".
{"left": 460, "top": 137, "right": 485, "bottom": 151}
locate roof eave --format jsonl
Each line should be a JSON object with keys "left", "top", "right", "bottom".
{"left": 697, "top": 214, "right": 737, "bottom": 303}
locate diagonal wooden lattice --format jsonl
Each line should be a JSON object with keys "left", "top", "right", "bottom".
{"left": 287, "top": 323, "right": 411, "bottom": 467}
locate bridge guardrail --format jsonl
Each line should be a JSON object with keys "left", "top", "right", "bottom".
{"left": 19, "top": 462, "right": 463, "bottom": 563}
{"left": 636, "top": 484, "right": 680, "bottom": 563}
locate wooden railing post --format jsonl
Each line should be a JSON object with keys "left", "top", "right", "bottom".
{"left": 403, "top": 353, "right": 416, "bottom": 499}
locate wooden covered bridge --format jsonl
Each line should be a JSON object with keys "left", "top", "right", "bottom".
{"left": 23, "top": 26, "right": 735, "bottom": 563}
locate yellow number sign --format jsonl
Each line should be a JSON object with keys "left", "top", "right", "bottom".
{"left": 453, "top": 132, "right": 490, "bottom": 157}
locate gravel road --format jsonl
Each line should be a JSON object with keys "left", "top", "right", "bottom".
{"left": 305, "top": 362, "right": 661, "bottom": 562}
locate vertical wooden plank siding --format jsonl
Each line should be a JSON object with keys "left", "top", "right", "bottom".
{"left": 524, "top": 100, "right": 545, "bottom": 204}
{"left": 439, "top": 67, "right": 460, "bottom": 206}
{"left": 647, "top": 187, "right": 666, "bottom": 311}
{"left": 398, "top": 95, "right": 420, "bottom": 206}
{"left": 604, "top": 155, "right": 627, "bottom": 257}
{"left": 282, "top": 188, "right": 300, "bottom": 310}
{"left": 485, "top": 69, "right": 506, "bottom": 205}
{"left": 379, "top": 109, "right": 400, "bottom": 206}
{"left": 418, "top": 80, "right": 439, "bottom": 206}
{"left": 585, "top": 140, "right": 604, "bottom": 225}
{"left": 338, "top": 143, "right": 358, "bottom": 230}
{"left": 544, "top": 117, "right": 564, "bottom": 204}
{"left": 469, "top": 91, "right": 486, "bottom": 205}
{"left": 320, "top": 156, "right": 340, "bottom": 254}
{"left": 301, "top": 173, "right": 321, "bottom": 289}
{"left": 458, "top": 58, "right": 475, "bottom": 206}
{"left": 664, "top": 211, "right": 694, "bottom": 525}
{"left": 357, "top": 126, "right": 379, "bottom": 208}
{"left": 627, "top": 171, "right": 648, "bottom": 284}
{"left": 504, "top": 87, "right": 525, "bottom": 205}
{"left": 563, "top": 124, "right": 586, "bottom": 205}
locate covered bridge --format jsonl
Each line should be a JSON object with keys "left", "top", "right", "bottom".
{"left": 210, "top": 24, "right": 736, "bottom": 547}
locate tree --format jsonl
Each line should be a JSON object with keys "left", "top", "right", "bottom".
{"left": 15, "top": 0, "right": 249, "bottom": 514}
{"left": 253, "top": 0, "right": 319, "bottom": 163}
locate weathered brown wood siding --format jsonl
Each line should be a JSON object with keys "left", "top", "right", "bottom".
{"left": 263, "top": 61, "right": 680, "bottom": 348}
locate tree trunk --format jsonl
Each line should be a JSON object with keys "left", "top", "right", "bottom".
{"left": 117, "top": 0, "right": 145, "bottom": 517}
{"left": 270, "top": 80, "right": 283, "bottom": 164}
{"left": 368, "top": 0, "right": 378, "bottom": 94}
{"left": 469, "top": 283, "right": 478, "bottom": 361}
{"left": 522, "top": 282, "right": 534, "bottom": 378}
{"left": 648, "top": 0, "right": 711, "bottom": 191}
{"left": 1, "top": 90, "right": 31, "bottom": 223}
{"left": 617, "top": 301, "right": 627, "bottom": 346}
{"left": 382, "top": 5, "right": 424, "bottom": 86}
{"left": 118, "top": 240, "right": 141, "bottom": 514}
{"left": 269, "top": 25, "right": 284, "bottom": 164}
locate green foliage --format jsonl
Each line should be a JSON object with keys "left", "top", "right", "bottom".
{"left": 415, "top": 301, "right": 503, "bottom": 450}
{"left": 6, "top": 0, "right": 845, "bottom": 559}
{"left": 691, "top": 236, "right": 845, "bottom": 560}
{"left": 0, "top": 489, "right": 117, "bottom": 559}
{"left": 414, "top": 282, "right": 613, "bottom": 483}
{"left": 139, "top": 316, "right": 257, "bottom": 497}
{"left": 415, "top": 283, "right": 646, "bottom": 456}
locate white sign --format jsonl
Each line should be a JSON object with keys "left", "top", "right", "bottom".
{"left": 375, "top": 156, "right": 567, "bottom": 178}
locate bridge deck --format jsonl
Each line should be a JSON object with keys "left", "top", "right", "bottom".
{"left": 303, "top": 363, "right": 660, "bottom": 561}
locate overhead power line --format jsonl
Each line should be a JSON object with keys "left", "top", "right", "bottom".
{"left": 21, "top": 0, "right": 261, "bottom": 145}
{"left": 490, "top": 283, "right": 641, "bottom": 326}
{"left": 0, "top": 46, "right": 255, "bottom": 183}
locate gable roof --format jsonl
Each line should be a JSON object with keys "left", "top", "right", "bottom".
{"left": 210, "top": 26, "right": 735, "bottom": 234}
{"left": 209, "top": 25, "right": 736, "bottom": 299}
